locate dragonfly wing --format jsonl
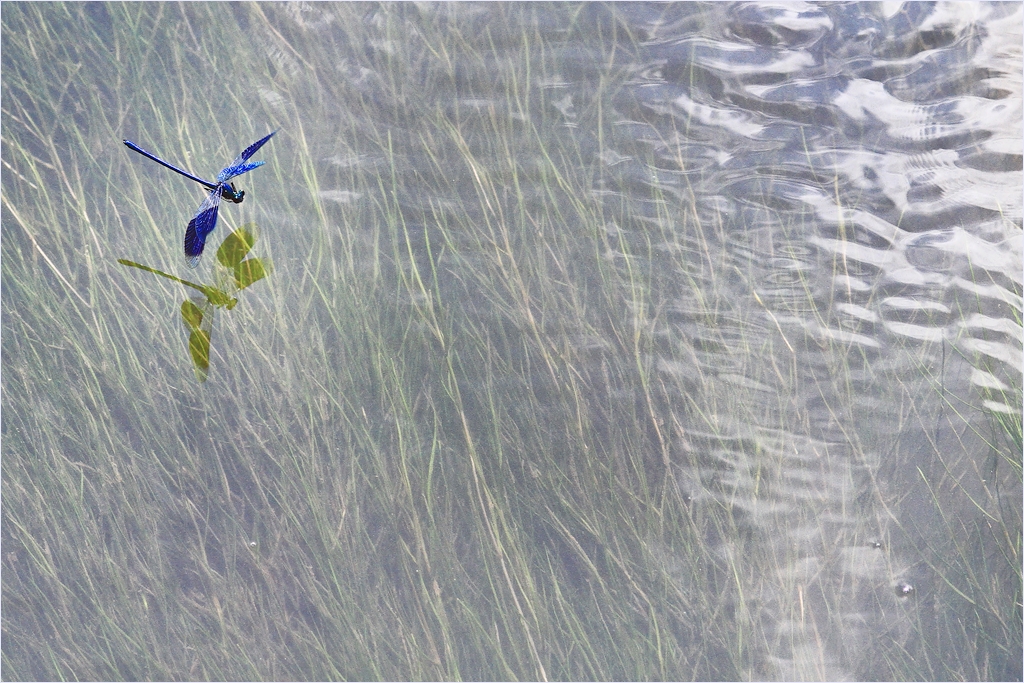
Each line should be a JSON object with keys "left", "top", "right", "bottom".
{"left": 219, "top": 160, "right": 265, "bottom": 182}
{"left": 219, "top": 131, "right": 276, "bottom": 181}
{"left": 236, "top": 131, "right": 277, "bottom": 163}
{"left": 184, "top": 189, "right": 223, "bottom": 269}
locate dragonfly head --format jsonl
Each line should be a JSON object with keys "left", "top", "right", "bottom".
{"left": 220, "top": 183, "right": 245, "bottom": 204}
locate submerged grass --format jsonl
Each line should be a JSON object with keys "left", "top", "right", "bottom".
{"left": 2, "top": 4, "right": 1020, "bottom": 681}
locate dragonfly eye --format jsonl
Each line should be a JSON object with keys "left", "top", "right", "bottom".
{"left": 221, "top": 183, "right": 245, "bottom": 203}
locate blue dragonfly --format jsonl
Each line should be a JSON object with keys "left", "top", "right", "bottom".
{"left": 123, "top": 132, "right": 276, "bottom": 268}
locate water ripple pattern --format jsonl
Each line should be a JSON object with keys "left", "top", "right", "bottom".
{"left": 303, "top": 3, "right": 1021, "bottom": 679}
{"left": 3, "top": 3, "right": 1019, "bottom": 681}
{"left": 604, "top": 4, "right": 1021, "bottom": 679}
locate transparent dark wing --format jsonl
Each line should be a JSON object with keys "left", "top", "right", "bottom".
{"left": 184, "top": 189, "right": 223, "bottom": 269}
{"left": 181, "top": 296, "right": 215, "bottom": 383}
{"left": 219, "top": 131, "right": 276, "bottom": 181}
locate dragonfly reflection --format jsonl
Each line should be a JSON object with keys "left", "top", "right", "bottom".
{"left": 118, "top": 225, "right": 272, "bottom": 382}
{"left": 123, "top": 132, "right": 275, "bottom": 268}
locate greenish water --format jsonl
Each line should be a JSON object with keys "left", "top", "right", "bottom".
{"left": 3, "top": 4, "right": 1020, "bottom": 680}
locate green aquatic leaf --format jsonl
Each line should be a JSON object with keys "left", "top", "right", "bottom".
{"left": 217, "top": 224, "right": 258, "bottom": 269}
{"left": 234, "top": 257, "right": 272, "bottom": 290}
{"left": 119, "top": 225, "right": 271, "bottom": 382}
{"left": 181, "top": 299, "right": 212, "bottom": 383}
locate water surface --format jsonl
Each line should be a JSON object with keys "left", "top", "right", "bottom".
{"left": 2, "top": 3, "right": 1020, "bottom": 680}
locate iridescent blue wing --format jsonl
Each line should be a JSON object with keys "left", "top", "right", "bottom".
{"left": 218, "top": 160, "right": 265, "bottom": 182}
{"left": 218, "top": 131, "right": 276, "bottom": 182}
{"left": 234, "top": 131, "right": 277, "bottom": 164}
{"left": 184, "top": 188, "right": 222, "bottom": 269}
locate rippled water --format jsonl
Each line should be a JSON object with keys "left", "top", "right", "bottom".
{"left": 593, "top": 4, "right": 1023, "bottom": 678}
{"left": 329, "top": 5, "right": 1021, "bottom": 677}
{"left": 3, "top": 3, "right": 1020, "bottom": 680}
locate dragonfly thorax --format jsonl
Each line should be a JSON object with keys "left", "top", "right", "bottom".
{"left": 219, "top": 182, "right": 245, "bottom": 204}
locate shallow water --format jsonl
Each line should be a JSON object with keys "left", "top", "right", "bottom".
{"left": 3, "top": 3, "right": 1020, "bottom": 680}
